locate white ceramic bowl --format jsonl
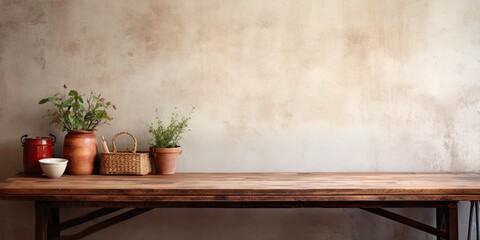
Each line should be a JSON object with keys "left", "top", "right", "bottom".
{"left": 39, "top": 158, "right": 68, "bottom": 178}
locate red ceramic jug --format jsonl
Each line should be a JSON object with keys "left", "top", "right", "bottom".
{"left": 21, "top": 134, "right": 56, "bottom": 174}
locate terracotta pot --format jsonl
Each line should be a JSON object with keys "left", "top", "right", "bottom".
{"left": 63, "top": 130, "right": 97, "bottom": 175}
{"left": 152, "top": 147, "right": 182, "bottom": 175}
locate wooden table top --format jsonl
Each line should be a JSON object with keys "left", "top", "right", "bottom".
{"left": 1, "top": 172, "right": 480, "bottom": 202}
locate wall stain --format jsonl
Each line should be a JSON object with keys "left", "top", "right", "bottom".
{"left": 86, "top": 38, "right": 107, "bottom": 66}
{"left": 461, "top": 1, "right": 480, "bottom": 28}
{"left": 0, "top": 21, "right": 20, "bottom": 32}
{"left": 96, "top": 73, "right": 113, "bottom": 86}
{"left": 338, "top": 0, "right": 429, "bottom": 127}
{"left": 63, "top": 41, "right": 80, "bottom": 55}
{"left": 0, "top": 21, "right": 20, "bottom": 61}
{"left": 31, "top": 11, "right": 45, "bottom": 25}
{"left": 121, "top": 1, "right": 186, "bottom": 60}
{"left": 34, "top": 49, "right": 46, "bottom": 69}
{"left": 457, "top": 85, "right": 480, "bottom": 109}
{"left": 0, "top": 69, "right": 6, "bottom": 120}
{"left": 49, "top": 0, "right": 67, "bottom": 10}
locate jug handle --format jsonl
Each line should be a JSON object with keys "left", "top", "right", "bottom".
{"left": 20, "top": 134, "right": 28, "bottom": 144}
{"left": 49, "top": 134, "right": 56, "bottom": 144}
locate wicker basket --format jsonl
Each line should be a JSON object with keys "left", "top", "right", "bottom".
{"left": 100, "top": 132, "right": 151, "bottom": 175}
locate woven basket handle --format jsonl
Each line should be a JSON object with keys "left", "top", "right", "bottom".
{"left": 112, "top": 132, "right": 137, "bottom": 153}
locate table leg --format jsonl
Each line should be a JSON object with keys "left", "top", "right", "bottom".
{"left": 467, "top": 201, "right": 474, "bottom": 240}
{"left": 48, "top": 207, "right": 60, "bottom": 238}
{"left": 447, "top": 202, "right": 458, "bottom": 240}
{"left": 35, "top": 203, "right": 48, "bottom": 240}
{"left": 35, "top": 202, "right": 60, "bottom": 240}
{"left": 436, "top": 202, "right": 458, "bottom": 240}
{"left": 436, "top": 207, "right": 446, "bottom": 240}
{"left": 475, "top": 201, "right": 479, "bottom": 240}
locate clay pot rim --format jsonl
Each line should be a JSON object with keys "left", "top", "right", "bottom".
{"left": 67, "top": 130, "right": 95, "bottom": 134}
{"left": 152, "top": 146, "right": 182, "bottom": 153}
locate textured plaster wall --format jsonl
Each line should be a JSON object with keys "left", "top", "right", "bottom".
{"left": 1, "top": 0, "right": 480, "bottom": 239}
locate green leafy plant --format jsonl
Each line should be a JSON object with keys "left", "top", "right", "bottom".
{"left": 39, "top": 85, "right": 116, "bottom": 132}
{"left": 147, "top": 108, "right": 194, "bottom": 148}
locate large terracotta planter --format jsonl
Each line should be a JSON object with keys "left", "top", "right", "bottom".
{"left": 63, "top": 130, "right": 97, "bottom": 175}
{"left": 152, "top": 147, "right": 181, "bottom": 175}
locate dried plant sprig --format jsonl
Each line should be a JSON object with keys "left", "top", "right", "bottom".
{"left": 39, "top": 85, "right": 116, "bottom": 132}
{"left": 147, "top": 107, "right": 194, "bottom": 148}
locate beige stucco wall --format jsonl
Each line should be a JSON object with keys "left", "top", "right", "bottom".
{"left": 1, "top": 0, "right": 480, "bottom": 239}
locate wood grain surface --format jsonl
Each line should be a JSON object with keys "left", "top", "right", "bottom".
{"left": 1, "top": 172, "right": 480, "bottom": 202}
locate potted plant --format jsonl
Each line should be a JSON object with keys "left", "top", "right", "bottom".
{"left": 148, "top": 108, "right": 193, "bottom": 174}
{"left": 39, "top": 85, "right": 116, "bottom": 174}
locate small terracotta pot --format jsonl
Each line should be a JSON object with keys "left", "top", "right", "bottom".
{"left": 152, "top": 147, "right": 182, "bottom": 175}
{"left": 63, "top": 130, "right": 98, "bottom": 175}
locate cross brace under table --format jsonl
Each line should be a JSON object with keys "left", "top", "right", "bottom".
{"left": 34, "top": 201, "right": 459, "bottom": 240}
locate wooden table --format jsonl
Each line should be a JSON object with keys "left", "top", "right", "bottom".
{"left": 1, "top": 172, "right": 480, "bottom": 240}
